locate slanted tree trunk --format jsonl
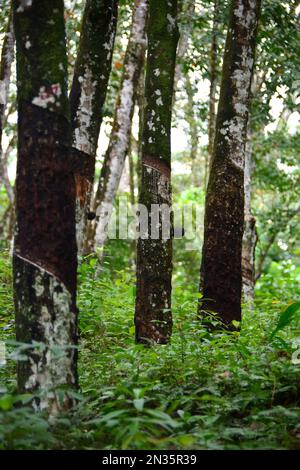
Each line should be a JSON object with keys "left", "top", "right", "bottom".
{"left": 205, "top": 0, "right": 219, "bottom": 188}
{"left": 13, "top": 0, "right": 77, "bottom": 414}
{"left": 0, "top": 9, "right": 14, "bottom": 192}
{"left": 84, "top": 0, "right": 148, "bottom": 253}
{"left": 199, "top": 0, "right": 261, "bottom": 326}
{"left": 135, "top": 0, "right": 179, "bottom": 344}
{"left": 70, "top": 0, "right": 118, "bottom": 252}
{"left": 242, "top": 130, "right": 257, "bottom": 305}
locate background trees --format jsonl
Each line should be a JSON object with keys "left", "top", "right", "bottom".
{"left": 70, "top": 0, "right": 118, "bottom": 252}
{"left": 0, "top": 0, "right": 299, "bottom": 449}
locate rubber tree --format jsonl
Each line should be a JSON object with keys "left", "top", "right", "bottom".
{"left": 205, "top": 0, "right": 220, "bottom": 188}
{"left": 85, "top": 0, "right": 148, "bottom": 253}
{"left": 70, "top": 0, "right": 118, "bottom": 252}
{"left": 135, "top": 0, "right": 179, "bottom": 344}
{"left": 241, "top": 129, "right": 257, "bottom": 305}
{"left": 13, "top": 0, "right": 77, "bottom": 414}
{"left": 199, "top": 0, "right": 261, "bottom": 326}
{"left": 184, "top": 74, "right": 199, "bottom": 185}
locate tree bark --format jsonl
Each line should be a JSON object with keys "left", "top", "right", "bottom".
{"left": 173, "top": 0, "right": 195, "bottom": 92}
{"left": 0, "top": 9, "right": 14, "bottom": 194}
{"left": 199, "top": 0, "right": 261, "bottom": 326}
{"left": 84, "top": 0, "right": 148, "bottom": 253}
{"left": 70, "top": 0, "right": 118, "bottom": 252}
{"left": 13, "top": 0, "right": 77, "bottom": 414}
{"left": 185, "top": 73, "right": 198, "bottom": 186}
{"left": 135, "top": 0, "right": 179, "bottom": 344}
{"left": 242, "top": 131, "right": 257, "bottom": 305}
{"left": 205, "top": 0, "right": 219, "bottom": 188}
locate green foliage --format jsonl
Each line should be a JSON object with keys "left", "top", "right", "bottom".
{"left": 0, "top": 249, "right": 299, "bottom": 450}
{"left": 271, "top": 302, "right": 300, "bottom": 339}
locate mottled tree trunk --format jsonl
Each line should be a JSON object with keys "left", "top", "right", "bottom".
{"left": 185, "top": 74, "right": 198, "bottom": 186}
{"left": 70, "top": 0, "right": 118, "bottom": 252}
{"left": 173, "top": 0, "right": 195, "bottom": 92}
{"left": 13, "top": 0, "right": 77, "bottom": 414}
{"left": 199, "top": 0, "right": 261, "bottom": 326}
{"left": 135, "top": 0, "right": 179, "bottom": 344}
{"left": 84, "top": 0, "right": 148, "bottom": 253}
{"left": 205, "top": 0, "right": 219, "bottom": 188}
{"left": 242, "top": 130, "right": 257, "bottom": 305}
{"left": 0, "top": 9, "right": 14, "bottom": 194}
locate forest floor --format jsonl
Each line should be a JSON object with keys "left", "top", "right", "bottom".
{"left": 0, "top": 241, "right": 300, "bottom": 450}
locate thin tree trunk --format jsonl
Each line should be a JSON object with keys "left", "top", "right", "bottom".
{"left": 70, "top": 0, "right": 118, "bottom": 252}
{"left": 0, "top": 9, "right": 14, "bottom": 192}
{"left": 84, "top": 0, "right": 148, "bottom": 253}
{"left": 205, "top": 0, "right": 219, "bottom": 188}
{"left": 185, "top": 73, "right": 198, "bottom": 186}
{"left": 128, "top": 139, "right": 136, "bottom": 206}
{"left": 136, "top": 63, "right": 145, "bottom": 197}
{"left": 13, "top": 0, "right": 77, "bottom": 414}
{"left": 0, "top": 135, "right": 15, "bottom": 206}
{"left": 242, "top": 130, "right": 257, "bottom": 305}
{"left": 135, "top": 0, "right": 179, "bottom": 344}
{"left": 173, "top": 0, "right": 195, "bottom": 92}
{"left": 199, "top": 0, "right": 261, "bottom": 326}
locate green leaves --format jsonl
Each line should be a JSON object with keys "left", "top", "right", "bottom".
{"left": 270, "top": 301, "right": 300, "bottom": 339}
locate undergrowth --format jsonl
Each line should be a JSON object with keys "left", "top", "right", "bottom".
{"left": 0, "top": 243, "right": 299, "bottom": 450}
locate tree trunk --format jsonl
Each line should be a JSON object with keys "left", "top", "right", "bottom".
{"left": 0, "top": 9, "right": 14, "bottom": 193}
{"left": 242, "top": 131, "right": 257, "bottom": 305}
{"left": 173, "top": 0, "right": 195, "bottom": 92}
{"left": 199, "top": 0, "right": 261, "bottom": 326}
{"left": 135, "top": 0, "right": 179, "bottom": 344}
{"left": 13, "top": 0, "right": 77, "bottom": 414}
{"left": 84, "top": 0, "right": 148, "bottom": 253}
{"left": 205, "top": 0, "right": 219, "bottom": 188}
{"left": 70, "top": 0, "right": 118, "bottom": 252}
{"left": 185, "top": 73, "right": 198, "bottom": 186}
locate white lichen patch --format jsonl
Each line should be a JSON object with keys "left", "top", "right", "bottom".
{"left": 219, "top": 116, "right": 245, "bottom": 169}
{"left": 23, "top": 262, "right": 76, "bottom": 416}
{"left": 167, "top": 13, "right": 176, "bottom": 32}
{"left": 73, "top": 66, "right": 97, "bottom": 155}
{"left": 16, "top": 0, "right": 32, "bottom": 13}
{"left": 32, "top": 83, "right": 62, "bottom": 109}
{"left": 0, "top": 81, "right": 6, "bottom": 105}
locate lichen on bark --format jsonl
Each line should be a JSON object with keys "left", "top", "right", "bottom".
{"left": 85, "top": 0, "right": 148, "bottom": 253}
{"left": 69, "top": 0, "right": 118, "bottom": 251}
{"left": 135, "top": 0, "right": 179, "bottom": 344}
{"left": 199, "top": 0, "right": 261, "bottom": 326}
{"left": 13, "top": 0, "right": 78, "bottom": 413}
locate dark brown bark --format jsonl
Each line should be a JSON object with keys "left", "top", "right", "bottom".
{"left": 199, "top": 0, "right": 261, "bottom": 326}
{"left": 135, "top": 0, "right": 179, "bottom": 344}
{"left": 13, "top": 0, "right": 77, "bottom": 414}
{"left": 69, "top": 0, "right": 118, "bottom": 252}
